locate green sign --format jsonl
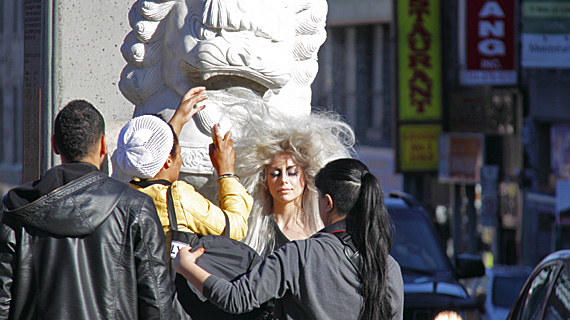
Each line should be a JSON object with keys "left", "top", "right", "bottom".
{"left": 523, "top": 1, "right": 570, "bottom": 33}
{"left": 399, "top": 124, "right": 441, "bottom": 172}
{"left": 521, "top": 0, "right": 570, "bottom": 68}
{"left": 397, "top": 0, "right": 442, "bottom": 121}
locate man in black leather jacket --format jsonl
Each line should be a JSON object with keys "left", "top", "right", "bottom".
{"left": 0, "top": 100, "right": 189, "bottom": 319}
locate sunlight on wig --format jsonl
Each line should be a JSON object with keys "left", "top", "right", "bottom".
{"left": 235, "top": 110, "right": 355, "bottom": 256}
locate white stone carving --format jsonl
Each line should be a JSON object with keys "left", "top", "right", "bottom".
{"left": 118, "top": 0, "right": 328, "bottom": 190}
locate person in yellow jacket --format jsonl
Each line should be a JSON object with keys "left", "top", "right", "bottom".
{"left": 115, "top": 87, "right": 253, "bottom": 256}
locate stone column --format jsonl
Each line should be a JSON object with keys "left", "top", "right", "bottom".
{"left": 23, "top": 0, "right": 134, "bottom": 182}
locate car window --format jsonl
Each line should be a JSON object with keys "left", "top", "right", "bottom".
{"left": 544, "top": 265, "right": 570, "bottom": 319}
{"left": 391, "top": 214, "right": 449, "bottom": 273}
{"left": 518, "top": 265, "right": 557, "bottom": 320}
{"left": 492, "top": 275, "right": 529, "bottom": 308}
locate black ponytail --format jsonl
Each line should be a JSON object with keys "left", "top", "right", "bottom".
{"left": 315, "top": 159, "right": 394, "bottom": 320}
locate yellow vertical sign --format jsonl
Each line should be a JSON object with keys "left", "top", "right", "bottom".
{"left": 399, "top": 124, "right": 441, "bottom": 171}
{"left": 397, "top": 0, "right": 442, "bottom": 121}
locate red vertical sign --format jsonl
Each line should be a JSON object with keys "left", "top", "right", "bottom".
{"left": 462, "top": 0, "right": 516, "bottom": 85}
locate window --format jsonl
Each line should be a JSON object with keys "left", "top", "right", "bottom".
{"left": 312, "top": 24, "right": 392, "bottom": 148}
{"left": 544, "top": 265, "right": 570, "bottom": 319}
{"left": 390, "top": 213, "right": 450, "bottom": 273}
{"left": 518, "top": 264, "right": 557, "bottom": 320}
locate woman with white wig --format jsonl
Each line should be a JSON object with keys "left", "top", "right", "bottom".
{"left": 234, "top": 110, "right": 355, "bottom": 257}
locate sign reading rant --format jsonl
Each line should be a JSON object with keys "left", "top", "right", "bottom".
{"left": 397, "top": 0, "right": 442, "bottom": 121}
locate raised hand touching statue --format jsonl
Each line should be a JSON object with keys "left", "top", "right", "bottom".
{"left": 117, "top": 0, "right": 329, "bottom": 199}
{"left": 114, "top": 87, "right": 254, "bottom": 258}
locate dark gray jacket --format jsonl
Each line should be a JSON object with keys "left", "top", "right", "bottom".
{"left": 0, "top": 163, "right": 188, "bottom": 320}
{"left": 204, "top": 225, "right": 404, "bottom": 320}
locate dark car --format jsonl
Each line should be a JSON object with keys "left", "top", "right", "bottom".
{"left": 507, "top": 250, "right": 570, "bottom": 320}
{"left": 386, "top": 191, "right": 485, "bottom": 320}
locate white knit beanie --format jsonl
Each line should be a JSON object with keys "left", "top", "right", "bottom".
{"left": 116, "top": 115, "right": 174, "bottom": 179}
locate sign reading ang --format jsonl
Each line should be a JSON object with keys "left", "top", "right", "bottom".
{"left": 460, "top": 0, "right": 517, "bottom": 86}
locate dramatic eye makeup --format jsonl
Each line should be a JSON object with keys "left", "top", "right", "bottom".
{"left": 287, "top": 167, "right": 299, "bottom": 176}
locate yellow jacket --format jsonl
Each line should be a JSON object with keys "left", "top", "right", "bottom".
{"left": 131, "top": 177, "right": 253, "bottom": 253}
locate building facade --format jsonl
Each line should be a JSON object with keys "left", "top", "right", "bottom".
{"left": 0, "top": 0, "right": 24, "bottom": 196}
{"left": 311, "top": 0, "right": 402, "bottom": 192}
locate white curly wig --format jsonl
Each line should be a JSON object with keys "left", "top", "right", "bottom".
{"left": 235, "top": 110, "right": 356, "bottom": 256}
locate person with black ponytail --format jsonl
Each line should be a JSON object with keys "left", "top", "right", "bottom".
{"left": 315, "top": 158, "right": 403, "bottom": 319}
{"left": 173, "top": 158, "right": 404, "bottom": 320}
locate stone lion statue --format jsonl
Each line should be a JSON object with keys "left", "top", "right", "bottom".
{"left": 117, "top": 0, "right": 328, "bottom": 196}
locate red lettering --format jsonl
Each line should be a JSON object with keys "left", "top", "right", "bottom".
{"left": 408, "top": 69, "right": 433, "bottom": 113}
{"left": 406, "top": 0, "right": 434, "bottom": 114}
{"left": 404, "top": 132, "right": 437, "bottom": 140}
{"left": 409, "top": 23, "right": 431, "bottom": 41}
{"left": 410, "top": 153, "right": 434, "bottom": 162}
{"left": 409, "top": 0, "right": 430, "bottom": 22}
{"left": 410, "top": 143, "right": 425, "bottom": 151}
{"left": 408, "top": 52, "right": 432, "bottom": 68}
{"left": 408, "top": 25, "right": 431, "bottom": 52}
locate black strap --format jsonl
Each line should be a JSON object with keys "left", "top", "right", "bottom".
{"left": 331, "top": 230, "right": 362, "bottom": 274}
{"left": 331, "top": 231, "right": 358, "bottom": 253}
{"left": 131, "top": 179, "right": 171, "bottom": 188}
{"left": 166, "top": 186, "right": 230, "bottom": 237}
{"left": 166, "top": 186, "right": 179, "bottom": 231}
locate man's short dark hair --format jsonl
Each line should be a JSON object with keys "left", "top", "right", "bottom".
{"left": 54, "top": 100, "right": 105, "bottom": 162}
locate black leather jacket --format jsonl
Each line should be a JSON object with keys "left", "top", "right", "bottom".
{"left": 0, "top": 163, "right": 188, "bottom": 319}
